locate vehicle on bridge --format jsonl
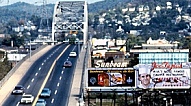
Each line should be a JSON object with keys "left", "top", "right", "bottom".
{"left": 12, "top": 85, "right": 25, "bottom": 94}
{"left": 40, "top": 88, "right": 51, "bottom": 97}
{"left": 69, "top": 52, "right": 77, "bottom": 57}
{"left": 20, "top": 94, "right": 34, "bottom": 104}
{"left": 63, "top": 60, "right": 72, "bottom": 67}
{"left": 35, "top": 98, "right": 47, "bottom": 106}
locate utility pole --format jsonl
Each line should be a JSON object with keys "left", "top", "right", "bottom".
{"left": 35, "top": 0, "right": 50, "bottom": 37}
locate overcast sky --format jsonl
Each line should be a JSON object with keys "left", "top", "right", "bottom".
{"left": 0, "top": 0, "right": 103, "bottom": 6}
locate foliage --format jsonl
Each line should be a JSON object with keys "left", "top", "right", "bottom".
{"left": 2, "top": 34, "right": 25, "bottom": 48}
{"left": 0, "top": 54, "right": 12, "bottom": 80}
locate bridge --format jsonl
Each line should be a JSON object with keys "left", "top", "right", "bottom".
{"left": 51, "top": 1, "right": 88, "bottom": 45}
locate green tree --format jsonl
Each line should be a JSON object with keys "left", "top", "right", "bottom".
{"left": 0, "top": 54, "right": 12, "bottom": 80}
{"left": 2, "top": 34, "right": 24, "bottom": 48}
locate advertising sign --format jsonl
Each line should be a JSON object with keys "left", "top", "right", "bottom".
{"left": 87, "top": 68, "right": 136, "bottom": 89}
{"left": 150, "top": 68, "right": 190, "bottom": 89}
{"left": 135, "top": 62, "right": 191, "bottom": 89}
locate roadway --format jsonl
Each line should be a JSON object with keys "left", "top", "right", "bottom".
{"left": 0, "top": 43, "right": 86, "bottom": 106}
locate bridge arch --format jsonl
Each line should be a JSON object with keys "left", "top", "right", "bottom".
{"left": 52, "top": 1, "right": 88, "bottom": 45}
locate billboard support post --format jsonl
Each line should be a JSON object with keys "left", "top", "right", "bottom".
{"left": 100, "top": 89, "right": 102, "bottom": 106}
{"left": 114, "top": 92, "right": 116, "bottom": 106}
{"left": 87, "top": 91, "right": 90, "bottom": 106}
{"left": 125, "top": 89, "right": 127, "bottom": 106}
{"left": 133, "top": 91, "right": 135, "bottom": 105}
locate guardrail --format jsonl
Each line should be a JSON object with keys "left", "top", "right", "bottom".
{"left": 78, "top": 42, "right": 89, "bottom": 105}
{"left": 0, "top": 44, "right": 48, "bottom": 89}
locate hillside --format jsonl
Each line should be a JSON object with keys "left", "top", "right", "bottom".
{"left": 0, "top": 0, "right": 133, "bottom": 23}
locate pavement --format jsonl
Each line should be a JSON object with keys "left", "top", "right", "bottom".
{"left": 68, "top": 46, "right": 86, "bottom": 106}
{"left": 0, "top": 45, "right": 54, "bottom": 105}
{"left": 0, "top": 44, "right": 86, "bottom": 106}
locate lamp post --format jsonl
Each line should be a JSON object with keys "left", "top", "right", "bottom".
{"left": 78, "top": 40, "right": 80, "bottom": 61}
{"left": 29, "top": 39, "right": 31, "bottom": 61}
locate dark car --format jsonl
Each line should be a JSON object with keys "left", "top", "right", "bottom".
{"left": 12, "top": 85, "right": 25, "bottom": 94}
{"left": 63, "top": 60, "right": 72, "bottom": 67}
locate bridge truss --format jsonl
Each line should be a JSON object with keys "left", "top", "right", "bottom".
{"left": 52, "top": 1, "right": 88, "bottom": 45}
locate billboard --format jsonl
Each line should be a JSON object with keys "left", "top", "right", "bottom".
{"left": 135, "top": 62, "right": 191, "bottom": 89}
{"left": 87, "top": 68, "right": 136, "bottom": 89}
{"left": 150, "top": 68, "right": 190, "bottom": 89}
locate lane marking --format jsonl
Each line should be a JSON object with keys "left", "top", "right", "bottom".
{"left": 59, "top": 76, "right": 62, "bottom": 80}
{"left": 16, "top": 102, "right": 20, "bottom": 106}
{"left": 27, "top": 85, "right": 30, "bottom": 89}
{"left": 54, "top": 90, "right": 57, "bottom": 95}
{"left": 32, "top": 45, "right": 70, "bottom": 106}
{"left": 57, "top": 83, "right": 60, "bottom": 87}
{"left": 51, "top": 99, "right": 54, "bottom": 103}
{"left": 31, "top": 78, "right": 34, "bottom": 82}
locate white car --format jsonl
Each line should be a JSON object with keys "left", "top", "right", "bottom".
{"left": 69, "top": 52, "right": 77, "bottom": 57}
{"left": 20, "top": 94, "right": 34, "bottom": 104}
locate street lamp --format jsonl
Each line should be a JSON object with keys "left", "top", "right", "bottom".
{"left": 78, "top": 40, "right": 80, "bottom": 61}
{"left": 29, "top": 39, "right": 31, "bottom": 61}
{"left": 26, "top": 32, "right": 32, "bottom": 61}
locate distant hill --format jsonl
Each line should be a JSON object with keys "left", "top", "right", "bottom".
{"left": 0, "top": 2, "right": 54, "bottom": 23}
{"left": 88, "top": 0, "right": 131, "bottom": 13}
{"left": 0, "top": 0, "right": 133, "bottom": 23}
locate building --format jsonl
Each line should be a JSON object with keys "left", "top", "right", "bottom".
{"left": 130, "top": 37, "right": 189, "bottom": 64}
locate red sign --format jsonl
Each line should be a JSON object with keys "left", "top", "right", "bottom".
{"left": 152, "top": 62, "right": 182, "bottom": 69}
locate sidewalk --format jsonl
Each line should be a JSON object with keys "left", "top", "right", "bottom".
{"left": 0, "top": 45, "right": 54, "bottom": 105}
{"left": 68, "top": 46, "right": 87, "bottom": 106}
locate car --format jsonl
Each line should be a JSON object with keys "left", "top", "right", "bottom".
{"left": 35, "top": 98, "right": 47, "bottom": 106}
{"left": 69, "top": 52, "right": 77, "bottom": 57}
{"left": 63, "top": 60, "right": 72, "bottom": 67}
{"left": 12, "top": 85, "right": 25, "bottom": 94}
{"left": 20, "top": 94, "right": 34, "bottom": 104}
{"left": 40, "top": 88, "right": 51, "bottom": 97}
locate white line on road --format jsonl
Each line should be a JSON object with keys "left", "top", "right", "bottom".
{"left": 57, "top": 83, "right": 60, "bottom": 87}
{"left": 16, "top": 102, "right": 20, "bottom": 106}
{"left": 31, "top": 78, "right": 34, "bottom": 82}
{"left": 35, "top": 73, "right": 38, "bottom": 76}
{"left": 51, "top": 99, "right": 54, "bottom": 103}
{"left": 27, "top": 85, "right": 30, "bottom": 89}
{"left": 54, "top": 90, "right": 57, "bottom": 95}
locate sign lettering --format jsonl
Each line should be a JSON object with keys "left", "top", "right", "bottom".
{"left": 95, "top": 61, "right": 128, "bottom": 68}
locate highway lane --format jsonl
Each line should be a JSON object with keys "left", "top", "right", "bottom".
{"left": 41, "top": 44, "right": 79, "bottom": 106}
{"left": 2, "top": 44, "right": 74, "bottom": 106}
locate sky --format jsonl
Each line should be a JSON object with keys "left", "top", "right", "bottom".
{"left": 0, "top": 0, "right": 103, "bottom": 6}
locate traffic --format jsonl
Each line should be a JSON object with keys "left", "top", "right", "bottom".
{"left": 3, "top": 44, "right": 80, "bottom": 106}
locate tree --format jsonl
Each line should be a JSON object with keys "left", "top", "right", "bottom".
{"left": 2, "top": 34, "right": 24, "bottom": 48}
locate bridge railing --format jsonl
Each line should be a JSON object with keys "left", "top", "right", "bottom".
{"left": 0, "top": 44, "right": 48, "bottom": 89}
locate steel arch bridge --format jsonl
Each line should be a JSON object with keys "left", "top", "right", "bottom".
{"left": 52, "top": 1, "right": 88, "bottom": 45}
